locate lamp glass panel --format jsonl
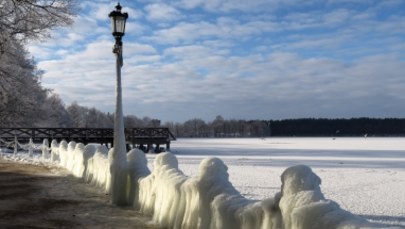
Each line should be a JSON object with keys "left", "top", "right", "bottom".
{"left": 115, "top": 16, "right": 126, "bottom": 34}
{"left": 110, "top": 17, "right": 116, "bottom": 33}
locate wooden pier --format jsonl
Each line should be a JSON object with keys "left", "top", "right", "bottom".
{"left": 0, "top": 127, "right": 176, "bottom": 152}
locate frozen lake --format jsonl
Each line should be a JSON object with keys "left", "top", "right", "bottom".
{"left": 145, "top": 137, "right": 405, "bottom": 227}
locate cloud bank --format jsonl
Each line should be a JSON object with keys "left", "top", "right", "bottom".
{"left": 29, "top": 0, "right": 405, "bottom": 122}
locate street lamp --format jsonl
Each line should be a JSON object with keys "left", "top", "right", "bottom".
{"left": 109, "top": 2, "right": 128, "bottom": 206}
{"left": 109, "top": 3, "right": 128, "bottom": 55}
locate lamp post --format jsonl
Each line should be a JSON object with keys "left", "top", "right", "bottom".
{"left": 109, "top": 2, "right": 128, "bottom": 206}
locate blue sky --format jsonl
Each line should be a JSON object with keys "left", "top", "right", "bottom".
{"left": 28, "top": 0, "right": 405, "bottom": 123}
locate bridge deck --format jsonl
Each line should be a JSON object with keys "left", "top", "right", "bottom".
{"left": 0, "top": 128, "right": 176, "bottom": 152}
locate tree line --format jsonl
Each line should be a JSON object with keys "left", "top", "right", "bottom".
{"left": 164, "top": 117, "right": 405, "bottom": 138}
{"left": 164, "top": 116, "right": 270, "bottom": 138}
{"left": 269, "top": 118, "right": 405, "bottom": 137}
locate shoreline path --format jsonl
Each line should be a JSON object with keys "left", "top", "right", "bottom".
{"left": 0, "top": 158, "right": 161, "bottom": 229}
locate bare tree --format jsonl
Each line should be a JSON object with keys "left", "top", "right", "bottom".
{"left": 212, "top": 115, "right": 225, "bottom": 137}
{"left": 183, "top": 118, "right": 208, "bottom": 137}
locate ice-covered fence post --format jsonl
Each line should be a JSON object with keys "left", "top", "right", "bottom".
{"left": 28, "top": 138, "right": 34, "bottom": 157}
{"left": 278, "top": 165, "right": 379, "bottom": 229}
{"left": 127, "top": 149, "right": 150, "bottom": 209}
{"left": 108, "top": 3, "right": 129, "bottom": 206}
{"left": 13, "top": 135, "right": 18, "bottom": 154}
{"left": 50, "top": 139, "right": 59, "bottom": 162}
{"left": 42, "top": 138, "right": 49, "bottom": 159}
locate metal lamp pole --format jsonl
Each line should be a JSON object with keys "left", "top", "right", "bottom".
{"left": 109, "top": 2, "right": 129, "bottom": 206}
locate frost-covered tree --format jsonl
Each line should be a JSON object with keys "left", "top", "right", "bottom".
{"left": 66, "top": 103, "right": 113, "bottom": 128}
{"left": 0, "top": 40, "right": 77, "bottom": 127}
{"left": 86, "top": 107, "right": 113, "bottom": 128}
{"left": 0, "top": 0, "right": 76, "bottom": 55}
{"left": 124, "top": 115, "right": 145, "bottom": 128}
{"left": 66, "top": 102, "right": 88, "bottom": 127}
{"left": 124, "top": 115, "right": 162, "bottom": 128}
{"left": 36, "top": 94, "right": 72, "bottom": 127}
{"left": 0, "top": 42, "right": 48, "bottom": 126}
{"left": 0, "top": 0, "right": 76, "bottom": 126}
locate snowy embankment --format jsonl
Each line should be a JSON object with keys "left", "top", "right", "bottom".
{"left": 1, "top": 137, "right": 403, "bottom": 229}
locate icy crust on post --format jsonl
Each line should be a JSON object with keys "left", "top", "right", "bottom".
{"left": 48, "top": 142, "right": 400, "bottom": 229}
{"left": 279, "top": 165, "right": 386, "bottom": 229}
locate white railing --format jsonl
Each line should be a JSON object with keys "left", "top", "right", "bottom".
{"left": 44, "top": 140, "right": 388, "bottom": 229}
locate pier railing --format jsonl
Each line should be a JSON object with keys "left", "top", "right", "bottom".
{"left": 0, "top": 127, "right": 176, "bottom": 151}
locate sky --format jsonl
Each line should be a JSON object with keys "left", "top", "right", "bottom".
{"left": 28, "top": 0, "right": 405, "bottom": 123}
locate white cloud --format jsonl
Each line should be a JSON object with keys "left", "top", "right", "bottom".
{"left": 38, "top": 39, "right": 405, "bottom": 122}
{"left": 145, "top": 3, "right": 182, "bottom": 22}
{"left": 323, "top": 8, "right": 352, "bottom": 25}
{"left": 150, "top": 21, "right": 220, "bottom": 44}
{"left": 125, "top": 43, "right": 157, "bottom": 55}
{"left": 83, "top": 2, "right": 111, "bottom": 21}
{"left": 148, "top": 17, "right": 278, "bottom": 45}
{"left": 178, "top": 0, "right": 205, "bottom": 9}
{"left": 326, "top": 0, "right": 374, "bottom": 5}
{"left": 28, "top": 46, "right": 54, "bottom": 60}
{"left": 177, "top": 0, "right": 314, "bottom": 12}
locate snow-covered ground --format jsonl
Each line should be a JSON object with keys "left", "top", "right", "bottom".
{"left": 144, "top": 137, "right": 405, "bottom": 227}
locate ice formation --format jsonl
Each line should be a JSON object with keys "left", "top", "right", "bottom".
{"left": 86, "top": 145, "right": 110, "bottom": 192}
{"left": 27, "top": 138, "right": 34, "bottom": 157}
{"left": 132, "top": 153, "right": 392, "bottom": 229}
{"left": 109, "top": 146, "right": 129, "bottom": 205}
{"left": 41, "top": 138, "right": 50, "bottom": 159}
{"left": 82, "top": 144, "right": 96, "bottom": 182}
{"left": 127, "top": 148, "right": 150, "bottom": 207}
{"left": 50, "top": 139, "right": 59, "bottom": 162}
{"left": 71, "top": 143, "right": 85, "bottom": 178}
{"left": 45, "top": 141, "right": 399, "bottom": 229}
{"left": 278, "top": 165, "right": 386, "bottom": 229}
